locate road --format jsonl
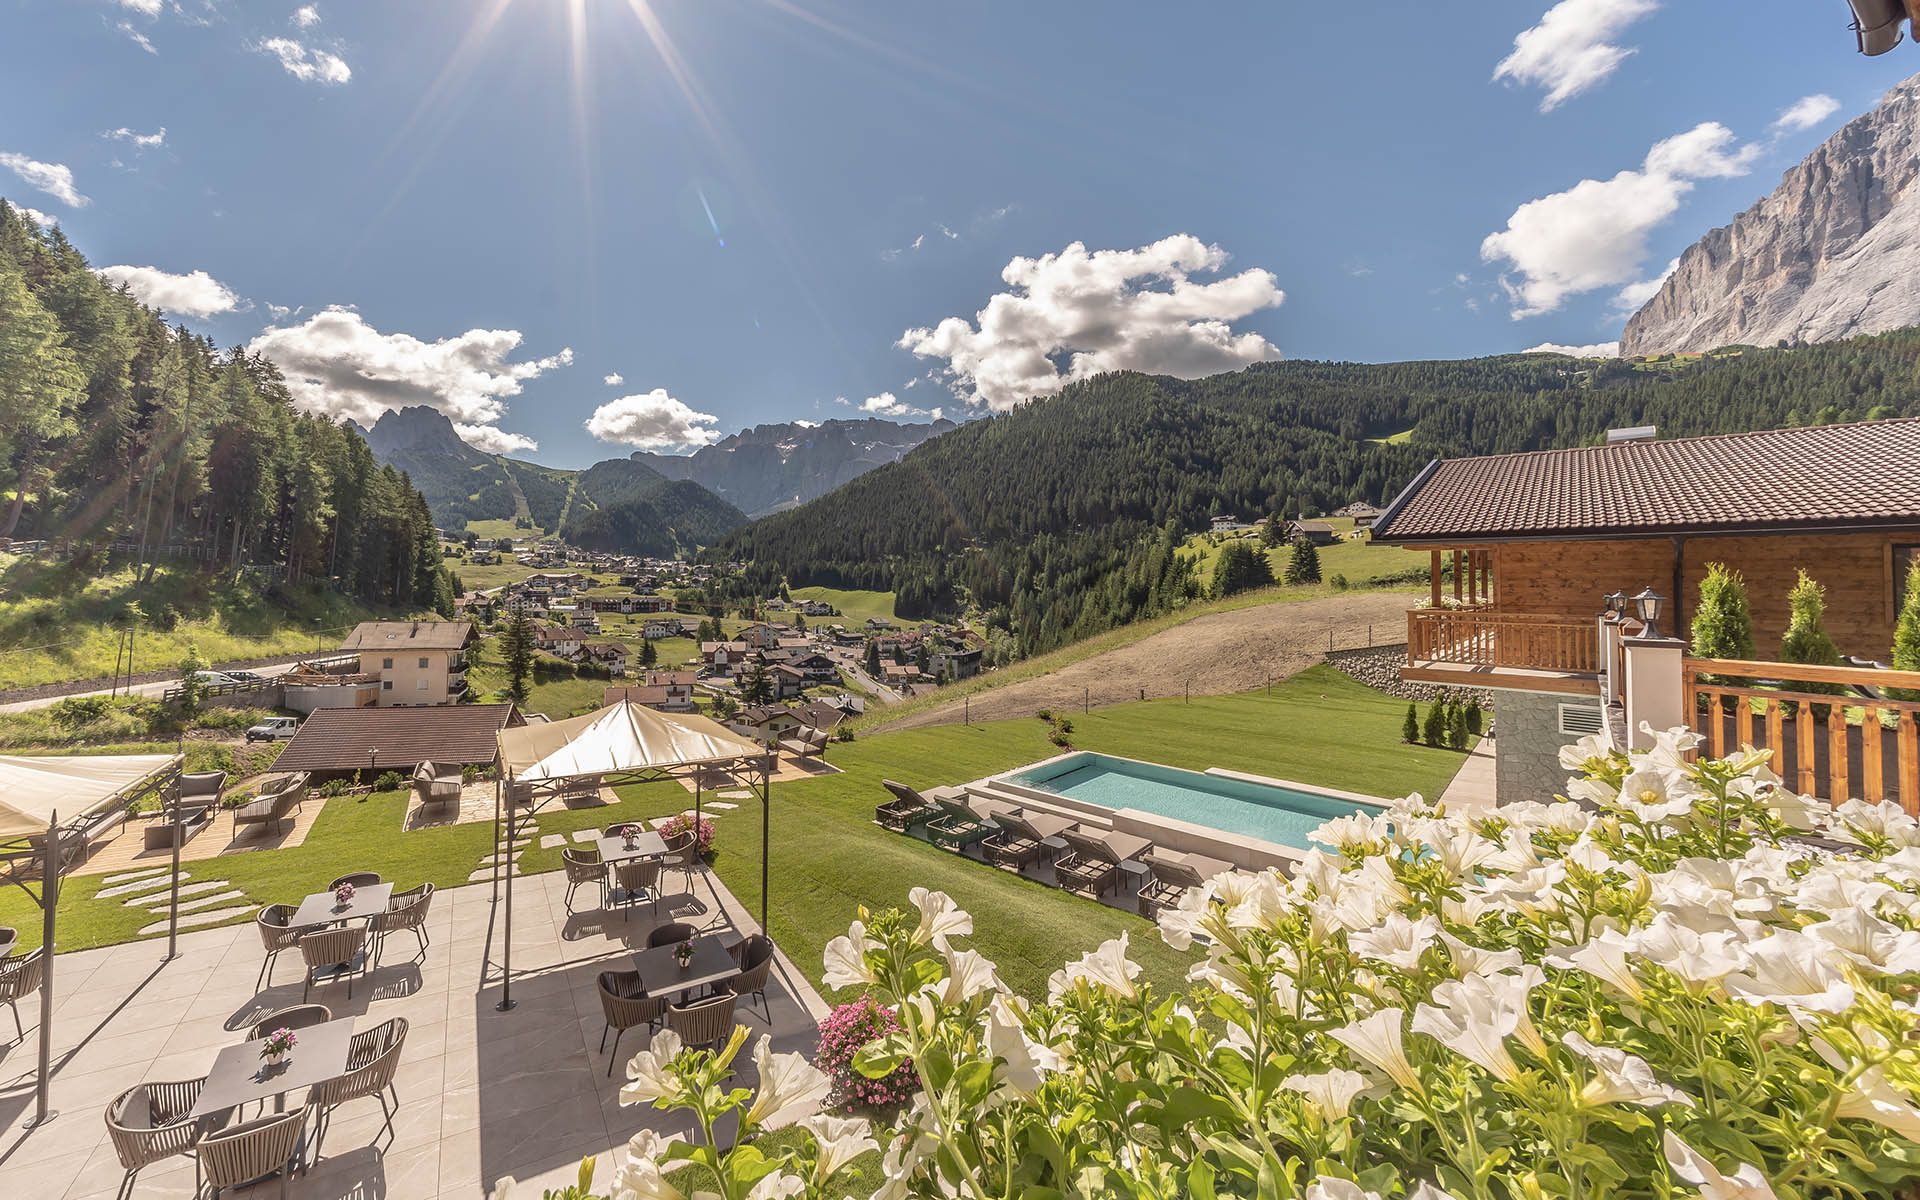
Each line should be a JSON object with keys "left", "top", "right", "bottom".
{"left": 0, "top": 658, "right": 312, "bottom": 714}
{"left": 828, "top": 647, "right": 907, "bottom": 704}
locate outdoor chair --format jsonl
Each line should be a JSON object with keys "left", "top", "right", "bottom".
{"left": 372, "top": 882, "right": 435, "bottom": 963}
{"left": 562, "top": 848, "right": 607, "bottom": 914}
{"left": 328, "top": 871, "right": 381, "bottom": 892}
{"left": 307, "top": 1016, "right": 408, "bottom": 1163}
{"left": 875, "top": 779, "right": 937, "bottom": 831}
{"left": 596, "top": 970, "right": 669, "bottom": 1075}
{"left": 176, "top": 770, "right": 226, "bottom": 816}
{"left": 982, "top": 811, "right": 1069, "bottom": 872}
{"left": 660, "top": 828, "right": 700, "bottom": 893}
{"left": 232, "top": 778, "right": 303, "bottom": 839}
{"left": 1056, "top": 829, "right": 1154, "bottom": 900}
{"left": 0, "top": 948, "right": 46, "bottom": 1042}
{"left": 249, "top": 1004, "right": 332, "bottom": 1042}
{"left": 777, "top": 726, "right": 829, "bottom": 759}
{"left": 195, "top": 1106, "right": 307, "bottom": 1199}
{"left": 410, "top": 760, "right": 463, "bottom": 811}
{"left": 927, "top": 796, "right": 993, "bottom": 853}
{"left": 614, "top": 860, "right": 661, "bottom": 923}
{"left": 297, "top": 925, "right": 368, "bottom": 1003}
{"left": 253, "top": 904, "right": 306, "bottom": 992}
{"left": 1137, "top": 850, "right": 1234, "bottom": 918}
{"left": 726, "top": 934, "right": 776, "bottom": 1023}
{"left": 104, "top": 1077, "right": 206, "bottom": 1200}
{"left": 647, "top": 921, "right": 698, "bottom": 949}
{"left": 667, "top": 991, "right": 737, "bottom": 1052}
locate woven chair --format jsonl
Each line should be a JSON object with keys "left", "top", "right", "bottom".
{"left": 328, "top": 871, "right": 381, "bottom": 892}
{"left": 666, "top": 991, "right": 737, "bottom": 1051}
{"left": 372, "top": 882, "right": 435, "bottom": 963}
{"left": 875, "top": 779, "right": 938, "bottom": 831}
{"left": 1137, "top": 851, "right": 1233, "bottom": 918}
{"left": 104, "top": 1077, "right": 206, "bottom": 1200}
{"left": 0, "top": 948, "right": 46, "bottom": 1043}
{"left": 927, "top": 797, "right": 992, "bottom": 852}
{"left": 253, "top": 904, "right": 306, "bottom": 991}
{"left": 562, "top": 848, "right": 607, "bottom": 914}
{"left": 298, "top": 926, "right": 368, "bottom": 1003}
{"left": 614, "top": 860, "right": 661, "bottom": 923}
{"left": 660, "top": 829, "right": 699, "bottom": 893}
{"left": 726, "top": 934, "right": 776, "bottom": 1023}
{"left": 249, "top": 1004, "right": 332, "bottom": 1042}
{"left": 647, "top": 921, "right": 698, "bottom": 949}
{"left": 307, "top": 1016, "right": 408, "bottom": 1162}
{"left": 196, "top": 1107, "right": 307, "bottom": 1199}
{"left": 596, "top": 970, "right": 669, "bottom": 1075}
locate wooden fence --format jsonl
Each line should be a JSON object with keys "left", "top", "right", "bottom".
{"left": 1408, "top": 608, "right": 1600, "bottom": 674}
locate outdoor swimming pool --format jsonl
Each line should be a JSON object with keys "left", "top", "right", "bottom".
{"left": 1004, "top": 752, "right": 1381, "bottom": 851}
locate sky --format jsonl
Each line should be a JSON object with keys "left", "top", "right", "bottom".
{"left": 3, "top": 1, "right": 1917, "bottom": 468}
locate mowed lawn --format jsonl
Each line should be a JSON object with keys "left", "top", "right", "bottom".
{"left": 785, "top": 586, "right": 925, "bottom": 628}
{"left": 0, "top": 668, "right": 1466, "bottom": 1002}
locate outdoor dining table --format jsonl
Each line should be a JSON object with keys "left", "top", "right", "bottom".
{"left": 631, "top": 933, "right": 737, "bottom": 999}
{"left": 596, "top": 829, "right": 669, "bottom": 867}
{"left": 188, "top": 1016, "right": 355, "bottom": 1122}
{"left": 289, "top": 882, "right": 393, "bottom": 930}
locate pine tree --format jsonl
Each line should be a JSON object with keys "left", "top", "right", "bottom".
{"left": 639, "top": 638, "right": 658, "bottom": 668}
{"left": 864, "top": 640, "right": 881, "bottom": 675}
{"left": 1894, "top": 560, "right": 1920, "bottom": 701}
{"left": 1690, "top": 562, "right": 1756, "bottom": 660}
{"left": 1780, "top": 569, "right": 1846, "bottom": 698}
{"left": 1422, "top": 702, "right": 1446, "bottom": 746}
{"left": 1210, "top": 539, "right": 1274, "bottom": 599}
{"left": 501, "top": 611, "right": 536, "bottom": 703}
{"left": 1402, "top": 702, "right": 1420, "bottom": 744}
{"left": 741, "top": 660, "right": 773, "bottom": 705}
{"left": 1464, "top": 698, "right": 1484, "bottom": 737}
{"left": 1447, "top": 704, "right": 1469, "bottom": 750}
{"left": 1284, "top": 539, "right": 1322, "bottom": 585}
{"left": 0, "top": 264, "right": 83, "bottom": 538}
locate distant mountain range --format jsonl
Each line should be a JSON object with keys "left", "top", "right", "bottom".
{"left": 1622, "top": 74, "right": 1920, "bottom": 355}
{"left": 357, "top": 406, "right": 745, "bottom": 557}
{"left": 631, "top": 416, "right": 955, "bottom": 517}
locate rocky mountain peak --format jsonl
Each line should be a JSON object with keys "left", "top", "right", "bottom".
{"left": 360, "top": 405, "right": 477, "bottom": 459}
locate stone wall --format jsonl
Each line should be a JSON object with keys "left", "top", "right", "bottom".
{"left": 1322, "top": 644, "right": 1494, "bottom": 707}
{"left": 1493, "top": 690, "right": 1604, "bottom": 807}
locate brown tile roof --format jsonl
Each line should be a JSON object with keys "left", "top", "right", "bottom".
{"left": 274, "top": 703, "right": 520, "bottom": 773}
{"left": 338, "top": 621, "right": 475, "bottom": 652}
{"left": 1372, "top": 418, "right": 1920, "bottom": 543}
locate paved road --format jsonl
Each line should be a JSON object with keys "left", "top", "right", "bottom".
{"left": 829, "top": 648, "right": 906, "bottom": 704}
{"left": 0, "top": 658, "right": 311, "bottom": 714}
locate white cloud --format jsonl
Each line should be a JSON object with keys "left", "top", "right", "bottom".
{"left": 792, "top": 418, "right": 819, "bottom": 428}
{"left": 909, "top": 234, "right": 925, "bottom": 251}
{"left": 116, "top": 0, "right": 163, "bottom": 14}
{"left": 97, "top": 265, "right": 242, "bottom": 317}
{"left": 1523, "top": 340, "right": 1620, "bottom": 357}
{"left": 293, "top": 5, "right": 321, "bottom": 28}
{"left": 1481, "top": 123, "right": 1757, "bottom": 318}
{"left": 117, "top": 22, "right": 157, "bottom": 53}
{"left": 603, "top": 372, "right": 624, "bottom": 386}
{"left": 1773, "top": 93, "right": 1841, "bottom": 134}
{"left": 1613, "top": 255, "right": 1679, "bottom": 312}
{"left": 454, "top": 423, "right": 537, "bottom": 455}
{"left": 11, "top": 204, "right": 54, "bottom": 229}
{"left": 103, "top": 126, "right": 166, "bottom": 149}
{"left": 900, "top": 234, "right": 1285, "bottom": 411}
{"left": 584, "top": 389, "right": 723, "bottom": 451}
{"left": 858, "top": 392, "right": 943, "bottom": 421}
{"left": 1493, "top": 0, "right": 1659, "bottom": 112}
{"left": 0, "top": 152, "right": 88, "bottom": 208}
{"left": 257, "top": 37, "right": 351, "bottom": 85}
{"left": 248, "top": 307, "right": 570, "bottom": 454}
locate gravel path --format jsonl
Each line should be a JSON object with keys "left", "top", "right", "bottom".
{"left": 873, "top": 591, "right": 1418, "bottom": 732}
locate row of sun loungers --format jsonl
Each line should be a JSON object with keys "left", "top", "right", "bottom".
{"left": 875, "top": 778, "right": 1232, "bottom": 914}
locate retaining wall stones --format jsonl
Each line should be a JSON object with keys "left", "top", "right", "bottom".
{"left": 1322, "top": 644, "right": 1494, "bottom": 708}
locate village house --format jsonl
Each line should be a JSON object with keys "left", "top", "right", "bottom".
{"left": 700, "top": 640, "right": 751, "bottom": 675}
{"left": 1210, "top": 514, "right": 1252, "bottom": 533}
{"left": 788, "top": 650, "right": 841, "bottom": 685}
{"left": 1285, "top": 518, "right": 1341, "bottom": 546}
{"left": 770, "top": 664, "right": 809, "bottom": 700}
{"left": 581, "top": 641, "right": 630, "bottom": 676}
{"left": 338, "top": 620, "right": 477, "bottom": 707}
{"left": 534, "top": 623, "right": 588, "bottom": 660}
{"left": 799, "top": 599, "right": 836, "bottom": 616}
{"left": 1372, "top": 419, "right": 1920, "bottom": 808}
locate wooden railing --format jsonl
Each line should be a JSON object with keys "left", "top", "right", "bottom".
{"left": 1407, "top": 608, "right": 1600, "bottom": 674}
{"left": 1684, "top": 658, "right": 1920, "bottom": 810}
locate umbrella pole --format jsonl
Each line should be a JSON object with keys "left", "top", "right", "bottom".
{"left": 760, "top": 756, "right": 771, "bottom": 934}
{"left": 497, "top": 773, "right": 515, "bottom": 1013}
{"left": 165, "top": 781, "right": 182, "bottom": 961}
{"left": 30, "top": 809, "right": 59, "bottom": 1127}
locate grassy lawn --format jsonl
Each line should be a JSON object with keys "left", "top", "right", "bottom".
{"left": 1177, "top": 529, "right": 1422, "bottom": 587}
{"left": 0, "top": 668, "right": 1466, "bottom": 1006}
{"left": 453, "top": 559, "right": 544, "bottom": 591}
{"left": 1368, "top": 428, "right": 1415, "bottom": 445}
{"left": 463, "top": 519, "right": 543, "bottom": 541}
{"left": 785, "top": 587, "right": 925, "bottom": 628}
{"left": 0, "top": 558, "right": 390, "bottom": 689}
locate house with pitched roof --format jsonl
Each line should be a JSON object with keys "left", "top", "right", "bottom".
{"left": 1372, "top": 419, "right": 1920, "bottom": 806}
{"left": 338, "top": 620, "right": 477, "bottom": 707}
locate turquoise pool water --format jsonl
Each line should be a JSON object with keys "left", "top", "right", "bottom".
{"left": 1005, "top": 753, "right": 1380, "bottom": 850}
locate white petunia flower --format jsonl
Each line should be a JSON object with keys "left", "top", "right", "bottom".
{"left": 1561, "top": 1032, "right": 1693, "bottom": 1108}
{"left": 1723, "top": 930, "right": 1857, "bottom": 1014}
{"left": 1329, "top": 1007, "right": 1421, "bottom": 1090}
{"left": 1439, "top": 930, "right": 1523, "bottom": 978}
{"left": 1413, "top": 980, "right": 1522, "bottom": 1082}
{"left": 1558, "top": 730, "right": 1615, "bottom": 771}
{"left": 907, "top": 887, "right": 971, "bottom": 948}
{"left": 1544, "top": 929, "right": 1643, "bottom": 1000}
{"left": 983, "top": 993, "right": 1063, "bottom": 1100}
{"left": 926, "top": 946, "right": 1002, "bottom": 1004}
{"left": 1348, "top": 912, "right": 1442, "bottom": 971}
{"left": 745, "top": 1172, "right": 805, "bottom": 1199}
{"left": 1833, "top": 1065, "right": 1920, "bottom": 1141}
{"left": 822, "top": 920, "right": 881, "bottom": 991}
{"left": 1280, "top": 1068, "right": 1370, "bottom": 1119}
{"left": 612, "top": 1129, "right": 692, "bottom": 1200}
{"left": 1663, "top": 1131, "right": 1780, "bottom": 1199}
{"left": 797, "top": 1113, "right": 880, "bottom": 1181}
{"left": 743, "top": 1035, "right": 831, "bottom": 1131}
{"left": 1630, "top": 912, "right": 1749, "bottom": 990}
{"left": 1806, "top": 908, "right": 1920, "bottom": 975}
{"left": 1048, "top": 932, "right": 1142, "bottom": 1001}
{"left": 1616, "top": 767, "right": 1697, "bottom": 823}
{"left": 1304, "top": 1179, "right": 1382, "bottom": 1200}
{"left": 619, "top": 1028, "right": 686, "bottom": 1106}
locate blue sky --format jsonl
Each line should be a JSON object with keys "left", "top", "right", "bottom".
{"left": 3, "top": 1, "right": 1916, "bottom": 467}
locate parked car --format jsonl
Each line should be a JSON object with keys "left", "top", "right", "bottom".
{"left": 190, "top": 670, "right": 240, "bottom": 688}
{"left": 224, "top": 669, "right": 267, "bottom": 685}
{"left": 245, "top": 716, "right": 300, "bottom": 742}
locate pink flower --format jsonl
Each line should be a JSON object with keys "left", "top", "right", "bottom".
{"left": 813, "top": 996, "right": 918, "bottom": 1113}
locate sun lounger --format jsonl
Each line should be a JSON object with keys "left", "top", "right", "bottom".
{"left": 982, "top": 809, "right": 1079, "bottom": 871}
{"left": 927, "top": 795, "right": 995, "bottom": 852}
{"left": 1056, "top": 828, "right": 1155, "bottom": 898}
{"left": 1138, "top": 849, "right": 1234, "bottom": 916}
{"left": 876, "top": 779, "right": 939, "bottom": 831}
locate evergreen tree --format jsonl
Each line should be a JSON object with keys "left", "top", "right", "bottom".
{"left": 501, "top": 612, "right": 536, "bottom": 703}
{"left": 1209, "top": 539, "right": 1274, "bottom": 599}
{"left": 0, "top": 264, "right": 83, "bottom": 538}
{"left": 1894, "top": 560, "right": 1920, "bottom": 701}
{"left": 1690, "top": 562, "right": 1756, "bottom": 660}
{"left": 639, "top": 638, "right": 658, "bottom": 668}
{"left": 1284, "top": 539, "right": 1322, "bottom": 585}
{"left": 1464, "top": 698, "right": 1484, "bottom": 737}
{"left": 1422, "top": 702, "right": 1446, "bottom": 746}
{"left": 1402, "top": 702, "right": 1420, "bottom": 744}
{"left": 1446, "top": 704, "right": 1469, "bottom": 750}
{"left": 863, "top": 640, "right": 881, "bottom": 675}
{"left": 1780, "top": 569, "right": 1846, "bottom": 698}
{"left": 741, "top": 660, "right": 773, "bottom": 705}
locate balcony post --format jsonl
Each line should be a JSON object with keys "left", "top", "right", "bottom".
{"left": 1429, "top": 551, "right": 1442, "bottom": 608}
{"left": 1621, "top": 633, "right": 1687, "bottom": 749}
{"left": 1597, "top": 611, "right": 1623, "bottom": 705}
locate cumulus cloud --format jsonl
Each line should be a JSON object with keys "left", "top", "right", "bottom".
{"left": 859, "top": 392, "right": 944, "bottom": 421}
{"left": 900, "top": 234, "right": 1284, "bottom": 411}
{"left": 1613, "top": 255, "right": 1679, "bottom": 312}
{"left": 1773, "top": 93, "right": 1841, "bottom": 134}
{"left": 293, "top": 4, "right": 321, "bottom": 27}
{"left": 248, "top": 307, "right": 570, "bottom": 453}
{"left": 0, "top": 152, "right": 88, "bottom": 208}
{"left": 1523, "top": 340, "right": 1620, "bottom": 357}
{"left": 603, "top": 373, "right": 624, "bottom": 386}
{"left": 98, "top": 265, "right": 242, "bottom": 317}
{"left": 10, "top": 204, "right": 55, "bottom": 228}
{"left": 1482, "top": 123, "right": 1757, "bottom": 318}
{"left": 1494, "top": 0, "right": 1658, "bottom": 112}
{"left": 257, "top": 37, "right": 351, "bottom": 84}
{"left": 584, "top": 389, "right": 723, "bottom": 451}
{"left": 454, "top": 423, "right": 537, "bottom": 455}
{"left": 103, "top": 126, "right": 166, "bottom": 148}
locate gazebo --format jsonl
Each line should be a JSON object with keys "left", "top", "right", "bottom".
{"left": 0, "top": 752, "right": 181, "bottom": 1128}
{"left": 489, "top": 701, "right": 774, "bottom": 1011}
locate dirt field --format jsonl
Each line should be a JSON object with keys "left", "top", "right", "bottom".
{"left": 874, "top": 591, "right": 1419, "bottom": 732}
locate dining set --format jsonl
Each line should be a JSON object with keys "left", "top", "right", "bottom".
{"left": 595, "top": 925, "right": 779, "bottom": 1075}
{"left": 559, "top": 822, "right": 701, "bottom": 922}
{"left": 253, "top": 873, "right": 436, "bottom": 1000}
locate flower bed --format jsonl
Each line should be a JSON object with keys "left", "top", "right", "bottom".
{"left": 658, "top": 811, "right": 715, "bottom": 858}
{"left": 815, "top": 996, "right": 917, "bottom": 1114}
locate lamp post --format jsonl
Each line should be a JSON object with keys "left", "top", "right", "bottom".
{"left": 1631, "top": 587, "right": 1666, "bottom": 639}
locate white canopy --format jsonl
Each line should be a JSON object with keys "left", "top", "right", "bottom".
{"left": 496, "top": 700, "right": 766, "bottom": 781}
{"left": 0, "top": 753, "right": 179, "bottom": 842}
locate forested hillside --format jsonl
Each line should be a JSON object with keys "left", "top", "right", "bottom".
{"left": 722, "top": 336, "right": 1920, "bottom": 653}
{"left": 559, "top": 462, "right": 745, "bottom": 556}
{"left": 0, "top": 201, "right": 451, "bottom": 613}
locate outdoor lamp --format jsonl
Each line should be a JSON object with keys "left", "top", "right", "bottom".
{"left": 1631, "top": 587, "right": 1665, "bottom": 637}
{"left": 1602, "top": 591, "right": 1625, "bottom": 618}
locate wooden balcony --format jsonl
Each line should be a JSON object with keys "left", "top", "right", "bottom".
{"left": 1403, "top": 607, "right": 1602, "bottom": 696}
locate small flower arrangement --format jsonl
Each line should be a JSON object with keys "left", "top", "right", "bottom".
{"left": 332, "top": 881, "right": 356, "bottom": 907}
{"left": 658, "top": 812, "right": 714, "bottom": 858}
{"left": 672, "top": 941, "right": 695, "bottom": 967}
{"left": 814, "top": 995, "right": 917, "bottom": 1114}
{"left": 614, "top": 823, "right": 640, "bottom": 847}
{"left": 260, "top": 1027, "right": 296, "bottom": 1064}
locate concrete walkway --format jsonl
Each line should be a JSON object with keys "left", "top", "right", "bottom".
{"left": 1439, "top": 734, "right": 1497, "bottom": 812}
{"left": 0, "top": 866, "right": 825, "bottom": 1198}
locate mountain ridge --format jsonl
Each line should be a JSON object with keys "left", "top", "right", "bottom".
{"left": 631, "top": 416, "right": 956, "bottom": 517}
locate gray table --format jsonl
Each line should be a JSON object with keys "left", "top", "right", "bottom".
{"left": 596, "top": 830, "right": 668, "bottom": 867}
{"left": 190, "top": 1016, "right": 355, "bottom": 1120}
{"left": 290, "top": 882, "right": 393, "bottom": 930}
{"left": 632, "top": 934, "right": 737, "bottom": 998}
{"left": 0, "top": 928, "right": 16, "bottom": 960}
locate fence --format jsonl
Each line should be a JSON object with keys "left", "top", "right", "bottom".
{"left": 1407, "top": 608, "right": 1599, "bottom": 674}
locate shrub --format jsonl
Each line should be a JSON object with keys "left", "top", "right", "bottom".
{"left": 834, "top": 727, "right": 854, "bottom": 743}
{"left": 1780, "top": 568, "right": 1846, "bottom": 697}
{"left": 373, "top": 770, "right": 404, "bottom": 792}
{"left": 1401, "top": 702, "right": 1419, "bottom": 744}
{"left": 1893, "top": 560, "right": 1920, "bottom": 701}
{"left": 1445, "top": 702, "right": 1468, "bottom": 750}
{"left": 49, "top": 695, "right": 112, "bottom": 730}
{"left": 1690, "top": 561, "right": 1756, "bottom": 661}
{"left": 658, "top": 811, "right": 715, "bottom": 857}
{"left": 1421, "top": 700, "right": 1446, "bottom": 745}
{"left": 1211, "top": 540, "right": 1275, "bottom": 599}
{"left": 1464, "top": 698, "right": 1484, "bottom": 736}
{"left": 315, "top": 778, "right": 351, "bottom": 797}
{"left": 814, "top": 995, "right": 918, "bottom": 1113}
{"left": 1328, "top": 572, "right": 1350, "bottom": 591}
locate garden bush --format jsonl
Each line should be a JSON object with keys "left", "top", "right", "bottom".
{"left": 657, "top": 811, "right": 715, "bottom": 857}
{"left": 814, "top": 996, "right": 918, "bottom": 1114}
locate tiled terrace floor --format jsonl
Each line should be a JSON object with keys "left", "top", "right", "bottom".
{"left": 0, "top": 867, "right": 827, "bottom": 1199}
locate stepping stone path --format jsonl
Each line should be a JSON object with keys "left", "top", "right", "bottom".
{"left": 707, "top": 802, "right": 739, "bottom": 811}
{"left": 468, "top": 832, "right": 532, "bottom": 885}
{"left": 570, "top": 830, "right": 598, "bottom": 843}
{"left": 97, "top": 871, "right": 189, "bottom": 900}
{"left": 716, "top": 790, "right": 750, "bottom": 800}
{"left": 158, "top": 889, "right": 247, "bottom": 915}
{"left": 137, "top": 906, "right": 256, "bottom": 936}
{"left": 100, "top": 865, "right": 170, "bottom": 888}
{"left": 538, "top": 834, "right": 568, "bottom": 849}
{"left": 122, "top": 879, "right": 231, "bottom": 907}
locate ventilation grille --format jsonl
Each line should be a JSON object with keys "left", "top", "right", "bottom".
{"left": 1558, "top": 703, "right": 1605, "bottom": 736}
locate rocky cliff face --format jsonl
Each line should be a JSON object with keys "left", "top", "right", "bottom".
{"left": 1621, "top": 75, "right": 1920, "bottom": 356}
{"left": 633, "top": 416, "right": 955, "bottom": 517}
